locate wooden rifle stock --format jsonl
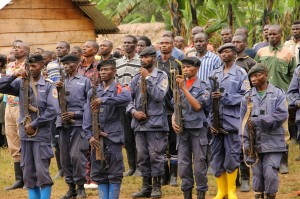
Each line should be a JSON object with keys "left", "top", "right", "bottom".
{"left": 171, "top": 69, "right": 183, "bottom": 133}
{"left": 91, "top": 79, "right": 104, "bottom": 161}
{"left": 209, "top": 75, "right": 228, "bottom": 135}
{"left": 138, "top": 76, "right": 147, "bottom": 120}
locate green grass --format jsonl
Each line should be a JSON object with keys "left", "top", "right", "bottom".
{"left": 0, "top": 143, "right": 300, "bottom": 198}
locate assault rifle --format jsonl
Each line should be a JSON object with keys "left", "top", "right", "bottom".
{"left": 138, "top": 76, "right": 147, "bottom": 121}
{"left": 171, "top": 69, "right": 183, "bottom": 133}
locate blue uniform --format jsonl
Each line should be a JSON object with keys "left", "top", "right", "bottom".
{"left": 83, "top": 81, "right": 131, "bottom": 184}
{"left": 287, "top": 65, "right": 300, "bottom": 127}
{"left": 127, "top": 68, "right": 169, "bottom": 177}
{"left": 240, "top": 83, "right": 288, "bottom": 194}
{"left": 209, "top": 63, "right": 249, "bottom": 177}
{"left": 176, "top": 78, "right": 211, "bottom": 192}
{"left": 57, "top": 74, "right": 91, "bottom": 186}
{"left": 0, "top": 75, "right": 59, "bottom": 188}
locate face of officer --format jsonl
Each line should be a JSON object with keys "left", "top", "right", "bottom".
{"left": 220, "top": 48, "right": 236, "bottom": 63}
{"left": 268, "top": 26, "right": 282, "bottom": 46}
{"left": 232, "top": 35, "right": 247, "bottom": 53}
{"left": 56, "top": 42, "right": 69, "bottom": 58}
{"left": 63, "top": 61, "right": 78, "bottom": 76}
{"left": 99, "top": 65, "right": 116, "bottom": 82}
{"left": 141, "top": 55, "right": 155, "bottom": 69}
{"left": 160, "top": 37, "right": 173, "bottom": 55}
{"left": 30, "top": 62, "right": 44, "bottom": 79}
{"left": 182, "top": 64, "right": 199, "bottom": 79}
{"left": 292, "top": 24, "right": 300, "bottom": 40}
{"left": 249, "top": 72, "right": 268, "bottom": 88}
{"left": 194, "top": 34, "right": 208, "bottom": 54}
{"left": 123, "top": 37, "right": 137, "bottom": 54}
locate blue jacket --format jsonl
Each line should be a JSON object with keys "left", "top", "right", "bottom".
{"left": 83, "top": 81, "right": 131, "bottom": 143}
{"left": 240, "top": 84, "right": 288, "bottom": 153}
{"left": 0, "top": 75, "right": 59, "bottom": 142}
{"left": 127, "top": 68, "right": 169, "bottom": 132}
{"left": 287, "top": 65, "right": 300, "bottom": 122}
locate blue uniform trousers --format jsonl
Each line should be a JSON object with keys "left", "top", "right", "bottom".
{"left": 59, "top": 126, "right": 89, "bottom": 185}
{"left": 252, "top": 152, "right": 283, "bottom": 194}
{"left": 91, "top": 139, "right": 124, "bottom": 184}
{"left": 178, "top": 128, "right": 208, "bottom": 192}
{"left": 211, "top": 132, "right": 241, "bottom": 177}
{"left": 21, "top": 140, "right": 54, "bottom": 188}
{"left": 135, "top": 131, "right": 168, "bottom": 178}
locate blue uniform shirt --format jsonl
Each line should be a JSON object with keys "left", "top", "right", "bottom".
{"left": 287, "top": 65, "right": 300, "bottom": 122}
{"left": 209, "top": 63, "right": 250, "bottom": 132}
{"left": 240, "top": 84, "right": 288, "bottom": 153}
{"left": 56, "top": 74, "right": 91, "bottom": 127}
{"left": 83, "top": 81, "right": 131, "bottom": 143}
{"left": 127, "top": 68, "right": 169, "bottom": 132}
{"left": 0, "top": 75, "right": 59, "bottom": 142}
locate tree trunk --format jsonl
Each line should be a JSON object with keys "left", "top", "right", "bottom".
{"left": 189, "top": 0, "right": 198, "bottom": 27}
{"left": 169, "top": 0, "right": 184, "bottom": 36}
{"left": 227, "top": 3, "right": 233, "bottom": 31}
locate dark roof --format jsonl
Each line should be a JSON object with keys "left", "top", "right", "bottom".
{"left": 72, "top": 0, "right": 119, "bottom": 34}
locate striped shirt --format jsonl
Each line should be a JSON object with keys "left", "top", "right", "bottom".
{"left": 47, "top": 59, "right": 61, "bottom": 82}
{"left": 116, "top": 53, "right": 141, "bottom": 85}
{"left": 193, "top": 51, "right": 222, "bottom": 81}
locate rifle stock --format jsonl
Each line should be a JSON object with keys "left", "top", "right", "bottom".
{"left": 171, "top": 69, "right": 183, "bottom": 133}
{"left": 138, "top": 76, "right": 147, "bottom": 121}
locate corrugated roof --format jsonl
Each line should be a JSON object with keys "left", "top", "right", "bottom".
{"left": 72, "top": 0, "right": 119, "bottom": 34}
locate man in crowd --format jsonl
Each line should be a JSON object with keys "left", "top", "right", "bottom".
{"left": 174, "top": 36, "right": 185, "bottom": 51}
{"left": 221, "top": 28, "right": 233, "bottom": 44}
{"left": 234, "top": 27, "right": 256, "bottom": 58}
{"left": 137, "top": 36, "right": 152, "bottom": 55}
{"left": 98, "top": 40, "right": 115, "bottom": 61}
{"left": 253, "top": 24, "right": 270, "bottom": 52}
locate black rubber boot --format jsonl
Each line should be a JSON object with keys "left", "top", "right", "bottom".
{"left": 169, "top": 161, "right": 178, "bottom": 186}
{"left": 279, "top": 149, "right": 289, "bottom": 174}
{"left": 255, "top": 193, "right": 264, "bottom": 199}
{"left": 5, "top": 162, "right": 24, "bottom": 190}
{"left": 183, "top": 189, "right": 192, "bottom": 199}
{"left": 266, "top": 193, "right": 276, "bottom": 199}
{"left": 132, "top": 177, "right": 152, "bottom": 198}
{"left": 151, "top": 177, "right": 162, "bottom": 198}
{"left": 160, "top": 161, "right": 169, "bottom": 186}
{"left": 53, "top": 150, "right": 64, "bottom": 179}
{"left": 197, "top": 191, "right": 205, "bottom": 199}
{"left": 124, "top": 150, "right": 136, "bottom": 177}
{"left": 76, "top": 185, "right": 87, "bottom": 198}
{"left": 61, "top": 183, "right": 77, "bottom": 199}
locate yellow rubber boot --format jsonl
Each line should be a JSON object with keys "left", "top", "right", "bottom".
{"left": 227, "top": 169, "right": 238, "bottom": 199}
{"left": 213, "top": 172, "right": 228, "bottom": 199}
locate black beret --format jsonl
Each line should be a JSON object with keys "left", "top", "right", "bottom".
{"left": 139, "top": 47, "right": 156, "bottom": 56}
{"left": 97, "top": 59, "right": 116, "bottom": 70}
{"left": 181, "top": 57, "right": 201, "bottom": 67}
{"left": 217, "top": 43, "right": 237, "bottom": 53}
{"left": 28, "top": 54, "right": 44, "bottom": 63}
{"left": 248, "top": 63, "right": 268, "bottom": 76}
{"left": 60, "top": 54, "right": 80, "bottom": 63}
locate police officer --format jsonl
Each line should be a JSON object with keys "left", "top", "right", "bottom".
{"left": 241, "top": 64, "right": 288, "bottom": 199}
{"left": 209, "top": 43, "right": 249, "bottom": 199}
{"left": 83, "top": 60, "right": 131, "bottom": 199}
{"left": 171, "top": 57, "right": 211, "bottom": 199}
{"left": 56, "top": 54, "right": 91, "bottom": 199}
{"left": 128, "top": 47, "right": 169, "bottom": 198}
{"left": 0, "top": 54, "right": 59, "bottom": 199}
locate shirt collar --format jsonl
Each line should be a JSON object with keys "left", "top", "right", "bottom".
{"left": 269, "top": 43, "right": 283, "bottom": 52}
{"left": 124, "top": 53, "right": 140, "bottom": 61}
{"left": 196, "top": 50, "right": 211, "bottom": 59}
{"left": 36, "top": 76, "right": 46, "bottom": 86}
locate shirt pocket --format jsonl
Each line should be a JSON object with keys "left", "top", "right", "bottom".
{"left": 275, "top": 59, "right": 288, "bottom": 75}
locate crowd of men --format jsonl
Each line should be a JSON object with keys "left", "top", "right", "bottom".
{"left": 0, "top": 20, "right": 300, "bottom": 199}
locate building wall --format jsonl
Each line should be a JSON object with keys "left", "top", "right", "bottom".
{"left": 0, "top": 0, "right": 96, "bottom": 54}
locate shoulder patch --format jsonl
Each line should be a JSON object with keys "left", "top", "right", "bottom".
{"left": 162, "top": 78, "right": 168, "bottom": 88}
{"left": 52, "top": 88, "right": 58, "bottom": 98}
{"left": 243, "top": 79, "right": 251, "bottom": 91}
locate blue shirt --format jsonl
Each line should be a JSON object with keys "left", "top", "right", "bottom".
{"left": 157, "top": 47, "right": 185, "bottom": 61}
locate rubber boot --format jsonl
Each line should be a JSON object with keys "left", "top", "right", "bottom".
{"left": 132, "top": 166, "right": 142, "bottom": 176}
{"left": 161, "top": 161, "right": 169, "bottom": 186}
{"left": 28, "top": 187, "right": 41, "bottom": 199}
{"left": 240, "top": 180, "right": 250, "bottom": 192}
{"left": 109, "top": 183, "right": 121, "bottom": 199}
{"left": 254, "top": 192, "right": 264, "bottom": 199}
{"left": 132, "top": 177, "right": 152, "bottom": 198}
{"left": 240, "top": 160, "right": 250, "bottom": 192}
{"left": 197, "top": 191, "right": 205, "bottom": 199}
{"left": 212, "top": 172, "right": 227, "bottom": 199}
{"left": 76, "top": 185, "right": 87, "bottom": 198}
{"left": 266, "top": 193, "right": 276, "bottom": 199}
{"left": 227, "top": 169, "right": 238, "bottom": 199}
{"left": 183, "top": 189, "right": 192, "bottom": 199}
{"left": 61, "top": 183, "right": 77, "bottom": 199}
{"left": 40, "top": 185, "right": 52, "bottom": 199}
{"left": 279, "top": 149, "right": 289, "bottom": 174}
{"left": 5, "top": 162, "right": 24, "bottom": 190}
{"left": 53, "top": 150, "right": 64, "bottom": 179}
{"left": 151, "top": 177, "right": 162, "bottom": 198}
{"left": 98, "top": 184, "right": 109, "bottom": 199}
{"left": 169, "top": 160, "right": 178, "bottom": 187}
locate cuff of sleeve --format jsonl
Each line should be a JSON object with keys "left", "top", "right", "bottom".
{"left": 86, "top": 133, "right": 92, "bottom": 141}
{"left": 100, "top": 97, "right": 108, "bottom": 104}
{"left": 30, "top": 121, "right": 38, "bottom": 128}
{"left": 130, "top": 108, "right": 137, "bottom": 115}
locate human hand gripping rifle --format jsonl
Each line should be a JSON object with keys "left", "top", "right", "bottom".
{"left": 91, "top": 78, "right": 104, "bottom": 161}
{"left": 22, "top": 58, "right": 38, "bottom": 137}
{"left": 241, "top": 92, "right": 259, "bottom": 167}
{"left": 138, "top": 76, "right": 147, "bottom": 120}
{"left": 209, "top": 75, "right": 228, "bottom": 135}
{"left": 171, "top": 69, "right": 183, "bottom": 133}
{"left": 58, "top": 67, "right": 74, "bottom": 126}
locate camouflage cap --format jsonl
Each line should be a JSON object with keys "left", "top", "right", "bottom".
{"left": 217, "top": 43, "right": 237, "bottom": 53}
{"left": 60, "top": 54, "right": 80, "bottom": 63}
{"left": 28, "top": 54, "right": 44, "bottom": 63}
{"left": 248, "top": 63, "right": 268, "bottom": 77}
{"left": 181, "top": 57, "right": 201, "bottom": 67}
{"left": 139, "top": 47, "right": 156, "bottom": 56}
